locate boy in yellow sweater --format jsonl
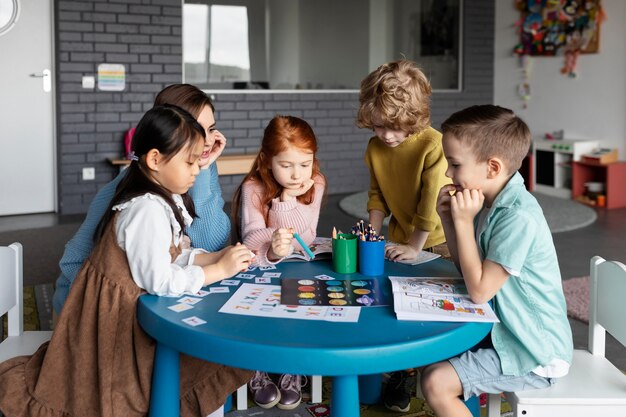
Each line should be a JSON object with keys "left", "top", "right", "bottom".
{"left": 357, "top": 60, "right": 450, "bottom": 412}
{"left": 358, "top": 59, "right": 449, "bottom": 263}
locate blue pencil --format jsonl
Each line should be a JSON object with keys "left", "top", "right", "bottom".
{"left": 293, "top": 232, "right": 315, "bottom": 260}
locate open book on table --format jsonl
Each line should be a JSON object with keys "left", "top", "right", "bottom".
{"left": 283, "top": 236, "right": 332, "bottom": 262}
{"left": 385, "top": 242, "right": 441, "bottom": 265}
{"left": 388, "top": 276, "right": 499, "bottom": 323}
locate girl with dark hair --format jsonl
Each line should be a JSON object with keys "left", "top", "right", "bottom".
{"left": 54, "top": 83, "right": 231, "bottom": 315}
{"left": 0, "top": 105, "right": 253, "bottom": 417}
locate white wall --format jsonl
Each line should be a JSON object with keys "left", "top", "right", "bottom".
{"left": 494, "top": 0, "right": 626, "bottom": 157}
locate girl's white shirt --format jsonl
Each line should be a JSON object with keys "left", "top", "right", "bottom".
{"left": 113, "top": 192, "right": 207, "bottom": 296}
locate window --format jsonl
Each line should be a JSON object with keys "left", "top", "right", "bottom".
{"left": 184, "top": 4, "right": 251, "bottom": 87}
{"left": 183, "top": 0, "right": 462, "bottom": 91}
{"left": 0, "top": 0, "right": 18, "bottom": 37}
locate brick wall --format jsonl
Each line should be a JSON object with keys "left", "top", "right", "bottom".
{"left": 55, "top": 0, "right": 494, "bottom": 214}
{"left": 56, "top": 0, "right": 183, "bottom": 214}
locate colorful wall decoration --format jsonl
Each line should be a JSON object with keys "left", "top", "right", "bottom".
{"left": 514, "top": 0, "right": 605, "bottom": 77}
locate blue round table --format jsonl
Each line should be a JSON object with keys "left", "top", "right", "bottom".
{"left": 137, "top": 258, "right": 492, "bottom": 417}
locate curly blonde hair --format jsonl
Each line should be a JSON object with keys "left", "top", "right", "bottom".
{"left": 357, "top": 60, "right": 432, "bottom": 134}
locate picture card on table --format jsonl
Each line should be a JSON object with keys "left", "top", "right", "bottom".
{"left": 280, "top": 278, "right": 390, "bottom": 307}
{"left": 178, "top": 296, "right": 203, "bottom": 305}
{"left": 182, "top": 316, "right": 207, "bottom": 327}
{"left": 314, "top": 274, "right": 335, "bottom": 281}
{"left": 219, "top": 283, "right": 360, "bottom": 322}
{"left": 209, "top": 286, "right": 230, "bottom": 294}
{"left": 168, "top": 303, "right": 194, "bottom": 313}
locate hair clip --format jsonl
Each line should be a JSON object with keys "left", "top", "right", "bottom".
{"left": 127, "top": 151, "right": 139, "bottom": 162}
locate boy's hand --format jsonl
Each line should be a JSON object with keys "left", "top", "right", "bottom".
{"left": 450, "top": 188, "right": 484, "bottom": 223}
{"left": 217, "top": 243, "right": 252, "bottom": 277}
{"left": 281, "top": 178, "right": 315, "bottom": 201}
{"left": 436, "top": 184, "right": 457, "bottom": 224}
{"left": 269, "top": 228, "right": 294, "bottom": 259}
{"left": 385, "top": 244, "right": 419, "bottom": 262}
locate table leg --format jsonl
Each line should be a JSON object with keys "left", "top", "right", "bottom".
{"left": 331, "top": 375, "right": 359, "bottom": 417}
{"left": 149, "top": 342, "right": 180, "bottom": 417}
{"left": 358, "top": 373, "right": 382, "bottom": 404}
{"left": 465, "top": 395, "right": 480, "bottom": 417}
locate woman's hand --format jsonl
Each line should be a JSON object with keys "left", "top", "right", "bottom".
{"left": 268, "top": 228, "right": 294, "bottom": 260}
{"left": 280, "top": 178, "right": 314, "bottom": 201}
{"left": 200, "top": 129, "right": 227, "bottom": 169}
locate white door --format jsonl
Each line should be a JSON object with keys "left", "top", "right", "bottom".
{"left": 0, "top": 0, "right": 55, "bottom": 215}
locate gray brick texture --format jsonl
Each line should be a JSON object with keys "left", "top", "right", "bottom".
{"left": 56, "top": 0, "right": 494, "bottom": 214}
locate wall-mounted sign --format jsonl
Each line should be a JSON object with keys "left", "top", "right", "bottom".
{"left": 97, "top": 63, "right": 125, "bottom": 91}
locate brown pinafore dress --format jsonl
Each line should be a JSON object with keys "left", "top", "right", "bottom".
{"left": 0, "top": 217, "right": 252, "bottom": 417}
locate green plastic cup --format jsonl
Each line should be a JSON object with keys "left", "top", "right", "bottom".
{"left": 332, "top": 233, "right": 358, "bottom": 274}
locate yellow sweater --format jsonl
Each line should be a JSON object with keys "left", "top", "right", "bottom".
{"left": 365, "top": 127, "right": 450, "bottom": 248}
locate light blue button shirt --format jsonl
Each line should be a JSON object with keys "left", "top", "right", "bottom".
{"left": 476, "top": 172, "right": 573, "bottom": 376}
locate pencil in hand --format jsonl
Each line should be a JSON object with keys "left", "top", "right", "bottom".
{"left": 293, "top": 232, "right": 315, "bottom": 260}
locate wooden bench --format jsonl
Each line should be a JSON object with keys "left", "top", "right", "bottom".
{"left": 109, "top": 153, "right": 256, "bottom": 176}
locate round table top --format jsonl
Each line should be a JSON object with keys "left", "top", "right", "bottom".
{"left": 137, "top": 258, "right": 492, "bottom": 375}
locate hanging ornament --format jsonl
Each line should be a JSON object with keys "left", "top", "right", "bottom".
{"left": 560, "top": 49, "right": 580, "bottom": 78}
{"left": 517, "top": 54, "right": 533, "bottom": 109}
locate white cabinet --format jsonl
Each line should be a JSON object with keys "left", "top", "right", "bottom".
{"left": 533, "top": 139, "right": 599, "bottom": 198}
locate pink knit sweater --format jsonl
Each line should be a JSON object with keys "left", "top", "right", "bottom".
{"left": 240, "top": 175, "right": 325, "bottom": 264}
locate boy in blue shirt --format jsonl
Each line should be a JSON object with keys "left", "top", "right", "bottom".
{"left": 420, "top": 105, "right": 573, "bottom": 417}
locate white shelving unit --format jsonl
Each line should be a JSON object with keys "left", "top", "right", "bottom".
{"left": 533, "top": 139, "right": 599, "bottom": 198}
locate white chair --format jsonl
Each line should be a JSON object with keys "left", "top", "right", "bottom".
{"left": 235, "top": 375, "right": 323, "bottom": 410}
{"left": 0, "top": 242, "right": 53, "bottom": 364}
{"left": 487, "top": 256, "right": 626, "bottom": 417}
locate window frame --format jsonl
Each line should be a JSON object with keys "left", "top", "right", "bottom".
{"left": 182, "top": 0, "right": 463, "bottom": 94}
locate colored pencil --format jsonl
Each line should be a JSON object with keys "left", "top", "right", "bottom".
{"left": 293, "top": 232, "right": 315, "bottom": 260}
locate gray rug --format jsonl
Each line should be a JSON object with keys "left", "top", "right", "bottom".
{"left": 562, "top": 276, "right": 589, "bottom": 323}
{"left": 339, "top": 191, "right": 597, "bottom": 234}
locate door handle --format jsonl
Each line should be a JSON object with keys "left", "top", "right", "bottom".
{"left": 29, "top": 69, "right": 51, "bottom": 92}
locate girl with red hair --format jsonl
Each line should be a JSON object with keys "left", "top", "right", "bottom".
{"left": 233, "top": 115, "right": 326, "bottom": 266}
{"left": 231, "top": 115, "right": 325, "bottom": 410}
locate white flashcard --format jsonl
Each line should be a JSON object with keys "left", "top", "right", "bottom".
{"left": 182, "top": 316, "right": 207, "bottom": 327}
{"left": 236, "top": 273, "right": 256, "bottom": 279}
{"left": 183, "top": 289, "right": 210, "bottom": 297}
{"left": 259, "top": 265, "right": 277, "bottom": 271}
{"left": 262, "top": 272, "right": 281, "bottom": 278}
{"left": 315, "top": 274, "right": 335, "bottom": 280}
{"left": 247, "top": 265, "right": 258, "bottom": 272}
{"left": 168, "top": 303, "right": 193, "bottom": 313}
{"left": 255, "top": 277, "right": 271, "bottom": 284}
{"left": 221, "top": 279, "right": 241, "bottom": 286}
{"left": 178, "top": 296, "right": 202, "bottom": 305}
{"left": 209, "top": 286, "right": 230, "bottom": 294}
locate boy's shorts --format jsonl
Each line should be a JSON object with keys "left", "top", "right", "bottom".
{"left": 448, "top": 348, "right": 555, "bottom": 401}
